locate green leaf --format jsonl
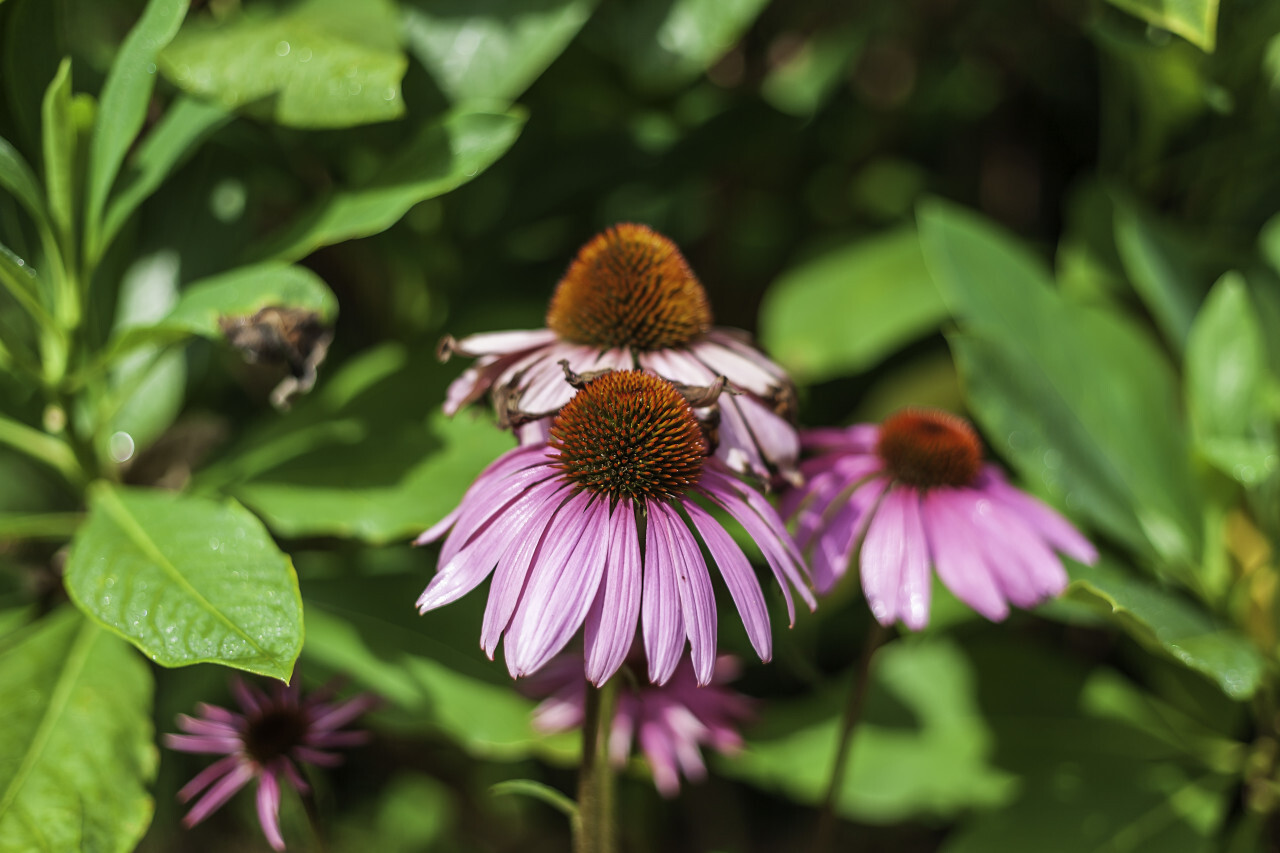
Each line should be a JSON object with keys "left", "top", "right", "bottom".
{"left": 0, "top": 135, "right": 48, "bottom": 228}
{"left": 40, "top": 58, "right": 75, "bottom": 251}
{"left": 403, "top": 0, "right": 597, "bottom": 104}
{"left": 86, "top": 0, "right": 191, "bottom": 249}
{"left": 1185, "top": 273, "right": 1278, "bottom": 485}
{"left": 1262, "top": 213, "right": 1280, "bottom": 279}
{"left": 97, "top": 97, "right": 231, "bottom": 260}
{"left": 257, "top": 106, "right": 526, "bottom": 262}
{"left": 302, "top": 575, "right": 577, "bottom": 762}
{"left": 1113, "top": 198, "right": 1206, "bottom": 355}
{"left": 919, "top": 200, "right": 1201, "bottom": 573}
{"left": 722, "top": 638, "right": 1016, "bottom": 822}
{"left": 600, "top": 0, "right": 770, "bottom": 90}
{"left": 64, "top": 483, "right": 304, "bottom": 681}
{"left": 159, "top": 0, "right": 406, "bottom": 129}
{"left": 761, "top": 26, "right": 865, "bottom": 117}
{"left": 490, "top": 779, "right": 580, "bottom": 821}
{"left": 1065, "top": 558, "right": 1265, "bottom": 699}
{"left": 0, "top": 609, "right": 157, "bottom": 853}
{"left": 760, "top": 228, "right": 946, "bottom": 383}
{"left": 231, "top": 409, "right": 514, "bottom": 545}
{"left": 1104, "top": 0, "right": 1219, "bottom": 51}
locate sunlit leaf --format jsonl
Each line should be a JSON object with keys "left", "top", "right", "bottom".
{"left": 40, "top": 58, "right": 75, "bottom": 251}
{"left": 0, "top": 609, "right": 156, "bottom": 853}
{"left": 403, "top": 0, "right": 597, "bottom": 104}
{"left": 159, "top": 0, "right": 405, "bottom": 129}
{"left": 760, "top": 228, "right": 946, "bottom": 383}
{"left": 1104, "top": 0, "right": 1219, "bottom": 52}
{"left": 64, "top": 482, "right": 304, "bottom": 681}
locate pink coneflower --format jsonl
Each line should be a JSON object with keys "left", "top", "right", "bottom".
{"left": 415, "top": 370, "right": 814, "bottom": 686}
{"left": 439, "top": 223, "right": 800, "bottom": 483}
{"left": 164, "top": 677, "right": 376, "bottom": 851}
{"left": 783, "top": 408, "right": 1097, "bottom": 628}
{"left": 529, "top": 647, "right": 753, "bottom": 796}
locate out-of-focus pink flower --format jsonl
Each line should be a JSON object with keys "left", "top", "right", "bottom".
{"left": 783, "top": 408, "right": 1096, "bottom": 628}
{"left": 164, "top": 677, "right": 376, "bottom": 851}
{"left": 416, "top": 370, "right": 813, "bottom": 687}
{"left": 529, "top": 648, "right": 753, "bottom": 797}
{"left": 439, "top": 223, "right": 800, "bottom": 484}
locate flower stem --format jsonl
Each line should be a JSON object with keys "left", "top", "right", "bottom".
{"left": 575, "top": 677, "right": 619, "bottom": 853}
{"left": 813, "top": 620, "right": 889, "bottom": 853}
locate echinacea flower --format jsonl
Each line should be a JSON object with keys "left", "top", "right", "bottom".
{"left": 528, "top": 646, "right": 753, "bottom": 796}
{"left": 415, "top": 370, "right": 814, "bottom": 686}
{"left": 164, "top": 677, "right": 376, "bottom": 851}
{"left": 439, "top": 223, "right": 800, "bottom": 483}
{"left": 783, "top": 408, "right": 1097, "bottom": 628}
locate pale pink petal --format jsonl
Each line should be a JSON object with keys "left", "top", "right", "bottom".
{"left": 584, "top": 500, "right": 644, "bottom": 686}
{"left": 174, "top": 714, "right": 239, "bottom": 738}
{"left": 799, "top": 425, "right": 879, "bottom": 453}
{"left": 642, "top": 507, "right": 686, "bottom": 685}
{"left": 688, "top": 339, "right": 783, "bottom": 396}
{"left": 653, "top": 502, "right": 717, "bottom": 686}
{"left": 808, "top": 477, "right": 888, "bottom": 594}
{"left": 164, "top": 734, "right": 242, "bottom": 754}
{"left": 895, "top": 488, "right": 933, "bottom": 630}
{"left": 255, "top": 773, "right": 286, "bottom": 851}
{"left": 978, "top": 467, "right": 1098, "bottom": 564}
{"left": 702, "top": 329, "right": 790, "bottom": 383}
{"left": 922, "top": 489, "right": 1008, "bottom": 621}
{"left": 505, "top": 495, "right": 610, "bottom": 678}
{"left": 639, "top": 718, "right": 682, "bottom": 797}
{"left": 859, "top": 485, "right": 911, "bottom": 626}
{"left": 448, "top": 329, "right": 559, "bottom": 357}
{"left": 683, "top": 500, "right": 771, "bottom": 662}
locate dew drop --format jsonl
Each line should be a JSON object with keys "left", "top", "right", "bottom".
{"left": 347, "top": 81, "right": 362, "bottom": 95}
{"left": 146, "top": 62, "right": 157, "bottom": 74}
{"left": 298, "top": 47, "right": 313, "bottom": 62}
{"left": 383, "top": 87, "right": 397, "bottom": 101}
{"left": 109, "top": 431, "right": 135, "bottom": 463}
{"left": 275, "top": 40, "right": 291, "bottom": 57}
{"left": 209, "top": 537, "right": 222, "bottom": 551}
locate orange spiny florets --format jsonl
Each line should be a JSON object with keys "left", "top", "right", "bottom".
{"left": 546, "top": 224, "right": 712, "bottom": 351}
{"left": 550, "top": 371, "right": 707, "bottom": 500}
{"left": 876, "top": 408, "right": 982, "bottom": 489}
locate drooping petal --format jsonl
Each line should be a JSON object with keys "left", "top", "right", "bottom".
{"left": 683, "top": 500, "right": 771, "bottom": 663}
{"left": 688, "top": 338, "right": 784, "bottom": 396}
{"left": 639, "top": 717, "right": 682, "bottom": 797}
{"left": 642, "top": 507, "right": 685, "bottom": 685}
{"left": 808, "top": 476, "right": 888, "bottom": 595}
{"left": 921, "top": 489, "right": 1008, "bottom": 621}
{"left": 979, "top": 467, "right": 1098, "bottom": 564}
{"left": 505, "top": 494, "right": 610, "bottom": 678}
{"left": 307, "top": 693, "right": 381, "bottom": 735}
{"left": 895, "top": 487, "right": 933, "bottom": 630}
{"left": 255, "top": 773, "right": 286, "bottom": 851}
{"left": 176, "top": 754, "right": 241, "bottom": 802}
{"left": 584, "top": 500, "right": 644, "bottom": 686}
{"left": 799, "top": 425, "right": 879, "bottom": 453}
{"left": 447, "top": 329, "right": 559, "bottom": 357}
{"left": 859, "top": 485, "right": 911, "bottom": 626}
{"left": 653, "top": 502, "right": 717, "bottom": 686}
{"left": 182, "top": 761, "right": 256, "bottom": 827}
{"left": 164, "top": 734, "right": 243, "bottom": 754}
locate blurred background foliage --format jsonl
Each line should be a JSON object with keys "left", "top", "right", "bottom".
{"left": 2, "top": 0, "right": 1280, "bottom": 850}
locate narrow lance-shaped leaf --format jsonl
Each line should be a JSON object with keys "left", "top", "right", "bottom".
{"left": 0, "top": 135, "right": 48, "bottom": 229}
{"left": 64, "top": 482, "right": 304, "bottom": 681}
{"left": 0, "top": 609, "right": 157, "bottom": 853}
{"left": 40, "top": 58, "right": 75, "bottom": 255}
{"left": 1103, "top": 0, "right": 1219, "bottom": 52}
{"left": 85, "top": 0, "right": 191, "bottom": 260}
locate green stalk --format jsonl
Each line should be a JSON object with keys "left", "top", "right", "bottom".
{"left": 575, "top": 677, "right": 620, "bottom": 853}
{"left": 0, "top": 414, "right": 86, "bottom": 487}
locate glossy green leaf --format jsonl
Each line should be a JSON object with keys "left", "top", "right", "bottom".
{"left": 97, "top": 97, "right": 231, "bottom": 260}
{"left": 1065, "top": 558, "right": 1265, "bottom": 699}
{"left": 232, "top": 409, "right": 513, "bottom": 544}
{"left": 258, "top": 107, "right": 526, "bottom": 262}
{"left": 302, "top": 575, "right": 577, "bottom": 762}
{"left": 159, "top": 0, "right": 405, "bottom": 129}
{"left": 0, "top": 609, "right": 156, "bottom": 853}
{"left": 85, "top": 0, "right": 191, "bottom": 246}
{"left": 403, "top": 0, "right": 597, "bottom": 104}
{"left": 1185, "top": 273, "right": 1278, "bottom": 484}
{"left": 40, "top": 58, "right": 75, "bottom": 249}
{"left": 1104, "top": 0, "right": 1219, "bottom": 51}
{"left": 760, "top": 228, "right": 946, "bottom": 383}
{"left": 64, "top": 482, "right": 304, "bottom": 681}
{"left": 761, "top": 26, "right": 865, "bottom": 117}
{"left": 0, "top": 135, "right": 47, "bottom": 228}
{"left": 600, "top": 0, "right": 770, "bottom": 90}
{"left": 919, "top": 200, "right": 1201, "bottom": 572}
{"left": 1113, "top": 198, "right": 1205, "bottom": 354}
{"left": 722, "top": 639, "right": 1016, "bottom": 821}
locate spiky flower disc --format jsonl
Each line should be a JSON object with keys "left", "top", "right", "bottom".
{"left": 550, "top": 370, "right": 707, "bottom": 501}
{"left": 546, "top": 223, "right": 713, "bottom": 351}
{"left": 875, "top": 408, "right": 982, "bottom": 489}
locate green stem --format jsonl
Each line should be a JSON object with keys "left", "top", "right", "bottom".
{"left": 813, "top": 620, "right": 889, "bottom": 853}
{"left": 0, "top": 414, "right": 85, "bottom": 487}
{"left": 0, "top": 512, "right": 83, "bottom": 541}
{"left": 575, "top": 677, "right": 619, "bottom": 853}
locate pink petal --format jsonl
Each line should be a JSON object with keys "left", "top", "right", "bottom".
{"left": 859, "top": 486, "right": 911, "bottom": 626}
{"left": 255, "top": 773, "right": 286, "bottom": 851}
{"left": 895, "top": 488, "right": 933, "bottom": 630}
{"left": 653, "top": 502, "right": 717, "bottom": 687}
{"left": 638, "top": 718, "right": 682, "bottom": 797}
{"left": 448, "top": 329, "right": 559, "bottom": 357}
{"left": 808, "top": 477, "right": 888, "bottom": 595}
{"left": 683, "top": 500, "right": 771, "bottom": 663}
{"left": 979, "top": 467, "right": 1098, "bottom": 564}
{"left": 688, "top": 338, "right": 783, "bottom": 396}
{"left": 177, "top": 754, "right": 242, "bottom": 802}
{"left": 505, "top": 495, "right": 610, "bottom": 678}
{"left": 164, "top": 734, "right": 242, "bottom": 754}
{"left": 182, "top": 761, "right": 256, "bottom": 827}
{"left": 642, "top": 507, "right": 686, "bottom": 685}
{"left": 922, "top": 490, "right": 1008, "bottom": 621}
{"left": 584, "top": 501, "right": 644, "bottom": 686}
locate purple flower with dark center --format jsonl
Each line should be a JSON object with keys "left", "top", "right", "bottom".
{"left": 164, "top": 677, "right": 376, "bottom": 851}
{"left": 415, "top": 370, "right": 814, "bottom": 686}
{"left": 528, "top": 647, "right": 753, "bottom": 796}
{"left": 439, "top": 223, "right": 800, "bottom": 484}
{"left": 782, "top": 408, "right": 1097, "bottom": 628}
